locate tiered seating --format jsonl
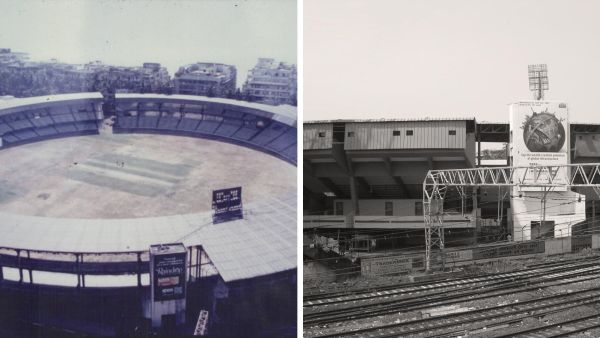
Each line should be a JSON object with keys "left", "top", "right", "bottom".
{"left": 281, "top": 145, "right": 297, "bottom": 162}
{"left": 7, "top": 118, "right": 34, "bottom": 130}
{"left": 196, "top": 116, "right": 222, "bottom": 135}
{"left": 51, "top": 113, "right": 75, "bottom": 123}
{"left": 156, "top": 113, "right": 181, "bottom": 130}
{"left": 0, "top": 121, "right": 13, "bottom": 134}
{"left": 177, "top": 117, "right": 201, "bottom": 132}
{"left": 76, "top": 121, "right": 99, "bottom": 131}
{"left": 214, "top": 119, "right": 243, "bottom": 137}
{"left": 2, "top": 134, "right": 19, "bottom": 144}
{"left": 73, "top": 111, "right": 97, "bottom": 121}
{"left": 249, "top": 122, "right": 288, "bottom": 146}
{"left": 112, "top": 98, "right": 297, "bottom": 165}
{"left": 30, "top": 116, "right": 54, "bottom": 128}
{"left": 137, "top": 111, "right": 160, "bottom": 129}
{"left": 0, "top": 100, "right": 102, "bottom": 149}
{"left": 34, "top": 126, "right": 59, "bottom": 137}
{"left": 232, "top": 123, "right": 261, "bottom": 141}
{"left": 116, "top": 113, "right": 138, "bottom": 129}
{"left": 12, "top": 129, "right": 38, "bottom": 140}
{"left": 53, "top": 123, "right": 78, "bottom": 133}
{"left": 265, "top": 128, "right": 296, "bottom": 152}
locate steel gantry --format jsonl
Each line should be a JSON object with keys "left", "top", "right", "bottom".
{"left": 423, "top": 163, "right": 600, "bottom": 271}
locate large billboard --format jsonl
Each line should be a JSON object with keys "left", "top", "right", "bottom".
{"left": 509, "top": 101, "right": 569, "bottom": 191}
{"left": 151, "top": 246, "right": 187, "bottom": 301}
{"left": 212, "top": 187, "right": 243, "bottom": 224}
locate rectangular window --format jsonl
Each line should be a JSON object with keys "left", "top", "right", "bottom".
{"left": 406, "top": 130, "right": 414, "bottom": 136}
{"left": 385, "top": 202, "right": 393, "bottom": 216}
{"left": 393, "top": 130, "right": 401, "bottom": 136}
{"left": 347, "top": 131, "right": 355, "bottom": 137}
{"left": 335, "top": 202, "right": 344, "bottom": 216}
{"left": 415, "top": 202, "right": 423, "bottom": 215}
{"left": 318, "top": 131, "right": 326, "bottom": 137}
{"left": 449, "top": 130, "right": 456, "bottom": 135}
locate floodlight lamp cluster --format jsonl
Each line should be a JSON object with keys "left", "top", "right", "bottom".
{"left": 528, "top": 64, "right": 549, "bottom": 100}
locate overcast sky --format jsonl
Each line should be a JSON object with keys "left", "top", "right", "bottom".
{"left": 305, "top": 0, "right": 600, "bottom": 123}
{"left": 1, "top": 0, "right": 296, "bottom": 87}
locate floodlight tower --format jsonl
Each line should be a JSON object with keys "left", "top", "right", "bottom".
{"left": 528, "top": 64, "right": 549, "bottom": 100}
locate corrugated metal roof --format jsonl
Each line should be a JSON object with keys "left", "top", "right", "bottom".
{"left": 192, "top": 192, "right": 297, "bottom": 282}
{"left": 0, "top": 92, "right": 103, "bottom": 111}
{"left": 0, "top": 190, "right": 296, "bottom": 283}
{"left": 572, "top": 122, "right": 600, "bottom": 126}
{"left": 305, "top": 117, "right": 476, "bottom": 124}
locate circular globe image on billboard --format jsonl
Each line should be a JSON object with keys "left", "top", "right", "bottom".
{"left": 522, "top": 112, "right": 566, "bottom": 152}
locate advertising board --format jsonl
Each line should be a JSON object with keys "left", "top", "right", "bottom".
{"left": 151, "top": 246, "right": 187, "bottom": 301}
{"left": 212, "top": 187, "right": 243, "bottom": 224}
{"left": 473, "top": 241, "right": 545, "bottom": 260}
{"left": 509, "top": 101, "right": 569, "bottom": 191}
{"left": 360, "top": 255, "right": 413, "bottom": 276}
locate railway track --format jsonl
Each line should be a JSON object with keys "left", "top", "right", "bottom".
{"left": 304, "top": 255, "right": 596, "bottom": 304}
{"left": 494, "top": 313, "right": 600, "bottom": 338}
{"left": 310, "top": 286, "right": 600, "bottom": 338}
{"left": 305, "top": 261, "right": 600, "bottom": 325}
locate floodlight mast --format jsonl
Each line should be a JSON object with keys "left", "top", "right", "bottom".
{"left": 422, "top": 163, "right": 600, "bottom": 272}
{"left": 528, "top": 64, "right": 549, "bottom": 100}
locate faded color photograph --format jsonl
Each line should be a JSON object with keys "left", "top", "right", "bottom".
{"left": 0, "top": 1, "right": 297, "bottom": 337}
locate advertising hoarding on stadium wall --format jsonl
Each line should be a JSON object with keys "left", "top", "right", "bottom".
{"left": 509, "top": 101, "right": 569, "bottom": 191}
{"left": 150, "top": 244, "right": 187, "bottom": 302}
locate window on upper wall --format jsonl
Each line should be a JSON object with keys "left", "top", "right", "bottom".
{"left": 393, "top": 130, "right": 401, "bottom": 136}
{"left": 406, "top": 130, "right": 414, "bottom": 136}
{"left": 335, "top": 201, "right": 344, "bottom": 216}
{"left": 414, "top": 202, "right": 423, "bottom": 215}
{"left": 385, "top": 202, "right": 393, "bottom": 216}
{"left": 318, "top": 132, "right": 326, "bottom": 137}
{"left": 347, "top": 131, "right": 355, "bottom": 137}
{"left": 449, "top": 130, "right": 457, "bottom": 135}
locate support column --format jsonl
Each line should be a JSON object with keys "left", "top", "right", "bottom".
{"left": 477, "top": 124, "right": 481, "bottom": 167}
{"left": 76, "top": 254, "right": 81, "bottom": 288}
{"left": 473, "top": 187, "right": 478, "bottom": 244}
{"left": 17, "top": 250, "right": 22, "bottom": 284}
{"left": 81, "top": 255, "right": 85, "bottom": 288}
{"left": 593, "top": 200, "right": 597, "bottom": 233}
{"left": 349, "top": 176, "right": 359, "bottom": 216}
{"left": 188, "top": 247, "right": 193, "bottom": 282}
{"left": 27, "top": 251, "right": 33, "bottom": 284}
{"left": 137, "top": 252, "right": 142, "bottom": 288}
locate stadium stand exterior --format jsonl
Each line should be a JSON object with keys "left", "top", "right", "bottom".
{"left": 304, "top": 119, "right": 600, "bottom": 254}
{"left": 0, "top": 93, "right": 297, "bottom": 337}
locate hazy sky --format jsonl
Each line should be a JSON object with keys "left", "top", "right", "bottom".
{"left": 305, "top": 0, "right": 600, "bottom": 123}
{"left": 1, "top": 0, "right": 296, "bottom": 87}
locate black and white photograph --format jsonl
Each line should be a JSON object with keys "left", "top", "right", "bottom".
{"left": 303, "top": 1, "right": 600, "bottom": 337}
{"left": 0, "top": 0, "right": 297, "bottom": 337}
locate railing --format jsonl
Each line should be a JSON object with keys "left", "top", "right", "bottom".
{"left": 303, "top": 213, "right": 476, "bottom": 229}
{"left": 0, "top": 245, "right": 216, "bottom": 288}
